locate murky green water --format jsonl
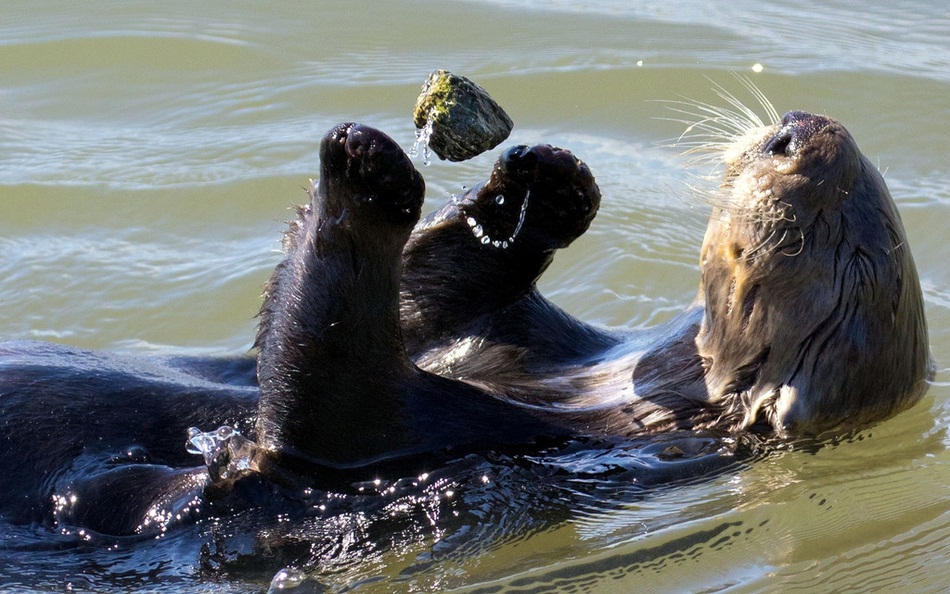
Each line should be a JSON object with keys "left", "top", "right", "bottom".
{"left": 2, "top": 1, "right": 949, "bottom": 592}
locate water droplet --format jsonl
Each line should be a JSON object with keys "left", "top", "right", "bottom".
{"left": 510, "top": 188, "right": 530, "bottom": 240}
{"left": 409, "top": 115, "right": 435, "bottom": 166}
{"left": 462, "top": 189, "right": 530, "bottom": 250}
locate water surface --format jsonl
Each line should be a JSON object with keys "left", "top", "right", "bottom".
{"left": 2, "top": 1, "right": 949, "bottom": 592}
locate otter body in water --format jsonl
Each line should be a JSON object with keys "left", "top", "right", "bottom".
{"left": 0, "top": 341, "right": 257, "bottom": 533}
{"left": 0, "top": 124, "right": 580, "bottom": 534}
{"left": 0, "top": 102, "right": 932, "bottom": 536}
{"left": 253, "top": 123, "right": 568, "bottom": 470}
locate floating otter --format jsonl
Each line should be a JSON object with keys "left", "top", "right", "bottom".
{"left": 0, "top": 123, "right": 591, "bottom": 534}
{"left": 0, "top": 105, "right": 932, "bottom": 537}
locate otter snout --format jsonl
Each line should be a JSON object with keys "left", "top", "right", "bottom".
{"left": 762, "top": 111, "right": 832, "bottom": 157}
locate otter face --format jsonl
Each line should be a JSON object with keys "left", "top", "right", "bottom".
{"left": 708, "top": 111, "right": 863, "bottom": 273}
{"left": 697, "top": 110, "right": 931, "bottom": 435}
{"left": 458, "top": 144, "right": 600, "bottom": 251}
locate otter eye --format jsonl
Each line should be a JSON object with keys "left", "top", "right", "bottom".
{"left": 764, "top": 131, "right": 793, "bottom": 156}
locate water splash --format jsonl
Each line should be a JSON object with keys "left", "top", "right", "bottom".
{"left": 409, "top": 115, "right": 434, "bottom": 166}
{"left": 267, "top": 567, "right": 318, "bottom": 593}
{"left": 186, "top": 426, "right": 236, "bottom": 466}
{"left": 186, "top": 425, "right": 260, "bottom": 482}
{"left": 465, "top": 189, "right": 530, "bottom": 249}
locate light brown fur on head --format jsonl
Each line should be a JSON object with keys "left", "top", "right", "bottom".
{"left": 692, "top": 107, "right": 932, "bottom": 436}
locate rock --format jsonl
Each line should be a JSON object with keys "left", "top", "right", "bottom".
{"left": 412, "top": 70, "right": 513, "bottom": 162}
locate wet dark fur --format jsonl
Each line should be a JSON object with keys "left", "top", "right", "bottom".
{"left": 0, "top": 110, "right": 932, "bottom": 537}
{"left": 252, "top": 124, "right": 567, "bottom": 470}
{"left": 397, "top": 143, "right": 719, "bottom": 432}
{"left": 0, "top": 341, "right": 256, "bottom": 532}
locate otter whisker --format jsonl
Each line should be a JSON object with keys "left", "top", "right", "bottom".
{"left": 681, "top": 182, "right": 728, "bottom": 209}
{"left": 728, "top": 73, "right": 780, "bottom": 125}
{"left": 661, "top": 102, "right": 756, "bottom": 143}
{"left": 665, "top": 96, "right": 757, "bottom": 130}
{"left": 885, "top": 240, "right": 905, "bottom": 255}
{"left": 741, "top": 227, "right": 785, "bottom": 261}
{"left": 781, "top": 227, "right": 806, "bottom": 257}
{"left": 699, "top": 191, "right": 748, "bottom": 215}
{"left": 706, "top": 75, "right": 774, "bottom": 129}
{"left": 661, "top": 101, "right": 754, "bottom": 134}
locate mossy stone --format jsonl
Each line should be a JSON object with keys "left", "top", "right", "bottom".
{"left": 413, "top": 70, "right": 513, "bottom": 162}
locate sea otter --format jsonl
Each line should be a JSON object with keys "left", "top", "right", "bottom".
{"left": 0, "top": 106, "right": 932, "bottom": 537}
{"left": 399, "top": 110, "right": 933, "bottom": 436}
{"left": 251, "top": 108, "right": 933, "bottom": 473}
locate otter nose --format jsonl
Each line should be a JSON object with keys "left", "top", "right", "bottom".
{"left": 764, "top": 111, "right": 832, "bottom": 156}
{"left": 779, "top": 110, "right": 814, "bottom": 127}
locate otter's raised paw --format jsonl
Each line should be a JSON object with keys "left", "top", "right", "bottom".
{"left": 320, "top": 123, "right": 425, "bottom": 224}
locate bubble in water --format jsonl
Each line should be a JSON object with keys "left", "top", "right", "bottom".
{"left": 186, "top": 425, "right": 264, "bottom": 482}
{"left": 267, "top": 567, "right": 321, "bottom": 593}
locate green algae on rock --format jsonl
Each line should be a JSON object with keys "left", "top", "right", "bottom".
{"left": 412, "top": 70, "right": 513, "bottom": 162}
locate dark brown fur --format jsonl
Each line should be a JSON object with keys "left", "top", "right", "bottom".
{"left": 695, "top": 110, "right": 933, "bottom": 433}
{"left": 253, "top": 124, "right": 568, "bottom": 470}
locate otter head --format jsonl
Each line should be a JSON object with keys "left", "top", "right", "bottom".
{"left": 697, "top": 110, "right": 932, "bottom": 436}
{"left": 459, "top": 144, "right": 600, "bottom": 253}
